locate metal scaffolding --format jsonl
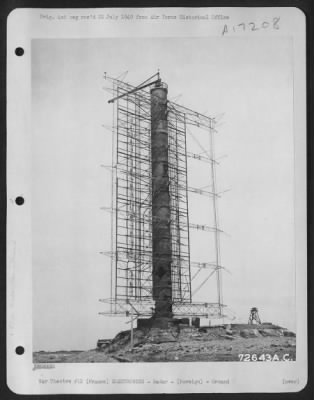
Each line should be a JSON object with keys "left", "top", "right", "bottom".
{"left": 100, "top": 73, "right": 226, "bottom": 319}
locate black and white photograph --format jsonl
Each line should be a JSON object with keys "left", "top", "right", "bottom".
{"left": 6, "top": 7, "right": 307, "bottom": 394}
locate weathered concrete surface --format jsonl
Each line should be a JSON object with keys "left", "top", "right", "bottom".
{"left": 240, "top": 329, "right": 260, "bottom": 338}
{"left": 259, "top": 328, "right": 284, "bottom": 337}
{"left": 283, "top": 330, "right": 296, "bottom": 337}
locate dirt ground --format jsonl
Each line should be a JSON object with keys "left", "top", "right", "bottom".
{"left": 33, "top": 324, "right": 296, "bottom": 363}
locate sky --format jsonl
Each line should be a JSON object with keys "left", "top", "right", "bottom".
{"left": 32, "top": 37, "right": 295, "bottom": 351}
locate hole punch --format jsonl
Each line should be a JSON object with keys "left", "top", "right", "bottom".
{"left": 15, "top": 346, "right": 25, "bottom": 355}
{"left": 15, "top": 196, "right": 24, "bottom": 206}
{"left": 15, "top": 47, "right": 24, "bottom": 56}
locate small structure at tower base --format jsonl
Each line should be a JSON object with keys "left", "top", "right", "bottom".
{"left": 137, "top": 316, "right": 190, "bottom": 330}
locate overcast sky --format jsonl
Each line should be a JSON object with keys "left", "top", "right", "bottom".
{"left": 32, "top": 37, "right": 295, "bottom": 351}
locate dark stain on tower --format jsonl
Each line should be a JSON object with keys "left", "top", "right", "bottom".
{"left": 150, "top": 83, "right": 173, "bottom": 319}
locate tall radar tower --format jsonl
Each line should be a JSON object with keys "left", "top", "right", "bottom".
{"left": 100, "top": 72, "right": 227, "bottom": 327}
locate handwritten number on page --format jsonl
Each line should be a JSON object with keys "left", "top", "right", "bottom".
{"left": 222, "top": 17, "right": 280, "bottom": 35}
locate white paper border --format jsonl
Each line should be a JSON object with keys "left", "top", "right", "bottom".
{"left": 7, "top": 7, "right": 307, "bottom": 394}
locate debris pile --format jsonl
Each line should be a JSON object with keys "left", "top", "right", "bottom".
{"left": 91, "top": 322, "right": 296, "bottom": 362}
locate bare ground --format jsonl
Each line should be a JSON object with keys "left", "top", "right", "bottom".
{"left": 33, "top": 324, "right": 296, "bottom": 363}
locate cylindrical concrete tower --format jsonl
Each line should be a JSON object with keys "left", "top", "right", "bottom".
{"left": 150, "top": 84, "right": 173, "bottom": 319}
